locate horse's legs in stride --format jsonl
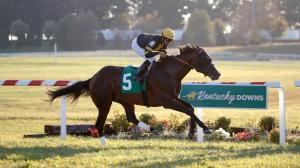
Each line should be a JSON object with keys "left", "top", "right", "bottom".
{"left": 95, "top": 100, "right": 112, "bottom": 145}
{"left": 178, "top": 99, "right": 197, "bottom": 139}
{"left": 163, "top": 97, "right": 209, "bottom": 136}
{"left": 120, "top": 102, "right": 152, "bottom": 132}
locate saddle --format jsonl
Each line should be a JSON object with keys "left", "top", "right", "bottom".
{"left": 121, "top": 66, "right": 147, "bottom": 94}
{"left": 121, "top": 64, "right": 157, "bottom": 107}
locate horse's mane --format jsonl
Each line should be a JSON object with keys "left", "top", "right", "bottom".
{"left": 178, "top": 43, "right": 203, "bottom": 55}
{"left": 157, "top": 44, "right": 203, "bottom": 64}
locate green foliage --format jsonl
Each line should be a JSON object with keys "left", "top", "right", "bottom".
{"left": 182, "top": 9, "right": 216, "bottom": 46}
{"left": 110, "top": 111, "right": 130, "bottom": 133}
{"left": 9, "top": 19, "right": 30, "bottom": 47}
{"left": 249, "top": 28, "right": 265, "bottom": 45}
{"left": 268, "top": 16, "right": 289, "bottom": 39}
{"left": 259, "top": 116, "right": 278, "bottom": 132}
{"left": 9, "top": 19, "right": 30, "bottom": 37}
{"left": 135, "top": 12, "right": 163, "bottom": 32}
{"left": 55, "top": 11, "right": 100, "bottom": 50}
{"left": 110, "top": 13, "right": 132, "bottom": 30}
{"left": 213, "top": 19, "right": 227, "bottom": 46}
{"left": 168, "top": 114, "right": 188, "bottom": 133}
{"left": 42, "top": 20, "right": 56, "bottom": 39}
{"left": 139, "top": 113, "right": 157, "bottom": 125}
{"left": 269, "top": 129, "right": 280, "bottom": 144}
{"left": 214, "top": 117, "right": 231, "bottom": 131}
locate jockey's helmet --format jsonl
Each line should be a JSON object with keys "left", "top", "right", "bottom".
{"left": 161, "top": 28, "right": 175, "bottom": 40}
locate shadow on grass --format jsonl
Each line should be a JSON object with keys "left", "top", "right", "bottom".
{"left": 0, "top": 145, "right": 100, "bottom": 161}
{"left": 1, "top": 140, "right": 300, "bottom": 167}
{"left": 112, "top": 143, "right": 300, "bottom": 167}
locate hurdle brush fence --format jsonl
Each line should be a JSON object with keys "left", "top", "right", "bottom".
{"left": 1, "top": 80, "right": 286, "bottom": 144}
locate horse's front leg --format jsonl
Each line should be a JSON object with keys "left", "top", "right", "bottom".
{"left": 175, "top": 98, "right": 196, "bottom": 139}
{"left": 162, "top": 97, "right": 211, "bottom": 137}
{"left": 120, "top": 101, "right": 157, "bottom": 133}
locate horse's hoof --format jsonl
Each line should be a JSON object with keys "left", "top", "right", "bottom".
{"left": 188, "top": 132, "right": 195, "bottom": 140}
{"left": 151, "top": 129, "right": 160, "bottom": 135}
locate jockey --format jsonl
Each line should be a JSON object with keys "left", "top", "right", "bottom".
{"left": 132, "top": 28, "right": 175, "bottom": 82}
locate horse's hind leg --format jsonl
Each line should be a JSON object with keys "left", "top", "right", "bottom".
{"left": 120, "top": 102, "right": 152, "bottom": 132}
{"left": 94, "top": 100, "right": 112, "bottom": 145}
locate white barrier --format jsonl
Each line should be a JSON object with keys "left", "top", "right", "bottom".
{"left": 181, "top": 81, "right": 286, "bottom": 145}
{"left": 0, "top": 80, "right": 76, "bottom": 139}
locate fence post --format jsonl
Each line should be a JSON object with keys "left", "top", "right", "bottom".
{"left": 278, "top": 87, "right": 286, "bottom": 145}
{"left": 60, "top": 96, "right": 67, "bottom": 139}
{"left": 196, "top": 108, "right": 204, "bottom": 143}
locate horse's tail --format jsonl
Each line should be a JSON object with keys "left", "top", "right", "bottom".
{"left": 47, "top": 79, "right": 91, "bottom": 103}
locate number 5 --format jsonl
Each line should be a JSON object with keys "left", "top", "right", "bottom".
{"left": 122, "top": 73, "right": 132, "bottom": 90}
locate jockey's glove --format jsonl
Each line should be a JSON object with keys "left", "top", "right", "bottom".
{"left": 159, "top": 51, "right": 168, "bottom": 59}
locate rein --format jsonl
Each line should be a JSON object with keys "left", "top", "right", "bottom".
{"left": 172, "top": 49, "right": 204, "bottom": 71}
{"left": 173, "top": 56, "right": 198, "bottom": 70}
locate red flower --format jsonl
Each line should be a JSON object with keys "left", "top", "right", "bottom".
{"left": 89, "top": 127, "right": 99, "bottom": 137}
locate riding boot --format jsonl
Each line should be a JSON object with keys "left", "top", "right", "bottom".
{"left": 135, "top": 60, "right": 151, "bottom": 83}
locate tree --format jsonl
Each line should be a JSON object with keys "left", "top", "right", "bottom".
{"left": 209, "top": 0, "right": 243, "bottom": 21}
{"left": 110, "top": 13, "right": 132, "bottom": 30}
{"left": 268, "top": 16, "right": 289, "bottom": 42}
{"left": 279, "top": 0, "right": 300, "bottom": 28}
{"left": 229, "top": 0, "right": 288, "bottom": 44}
{"left": 213, "top": 19, "right": 227, "bottom": 45}
{"left": 182, "top": 9, "right": 216, "bottom": 46}
{"left": 9, "top": 19, "right": 30, "bottom": 47}
{"left": 42, "top": 20, "right": 56, "bottom": 47}
{"left": 55, "top": 11, "right": 99, "bottom": 50}
{"left": 137, "top": 0, "right": 186, "bottom": 29}
{"left": 134, "top": 11, "right": 163, "bottom": 32}
{"left": 0, "top": 0, "right": 16, "bottom": 48}
{"left": 42, "top": 20, "right": 56, "bottom": 40}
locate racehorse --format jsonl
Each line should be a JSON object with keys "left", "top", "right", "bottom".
{"left": 48, "top": 44, "right": 221, "bottom": 145}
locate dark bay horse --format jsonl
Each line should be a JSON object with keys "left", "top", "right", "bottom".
{"left": 48, "top": 44, "right": 221, "bottom": 145}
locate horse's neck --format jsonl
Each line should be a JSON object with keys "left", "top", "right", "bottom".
{"left": 162, "top": 54, "right": 193, "bottom": 82}
{"left": 175, "top": 54, "right": 194, "bottom": 80}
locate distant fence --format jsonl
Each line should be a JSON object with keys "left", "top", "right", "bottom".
{"left": 211, "top": 52, "right": 300, "bottom": 60}
{"left": 1, "top": 50, "right": 300, "bottom": 61}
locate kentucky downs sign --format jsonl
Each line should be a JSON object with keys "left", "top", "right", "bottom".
{"left": 180, "top": 84, "right": 267, "bottom": 109}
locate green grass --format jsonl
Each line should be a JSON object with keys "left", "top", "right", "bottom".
{"left": 1, "top": 55, "right": 300, "bottom": 167}
{"left": 225, "top": 42, "right": 300, "bottom": 55}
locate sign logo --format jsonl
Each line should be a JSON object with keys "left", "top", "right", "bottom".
{"left": 180, "top": 85, "right": 267, "bottom": 109}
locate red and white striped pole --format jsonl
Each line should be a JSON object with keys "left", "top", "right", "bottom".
{"left": 0, "top": 80, "right": 77, "bottom": 139}
{"left": 182, "top": 81, "right": 286, "bottom": 145}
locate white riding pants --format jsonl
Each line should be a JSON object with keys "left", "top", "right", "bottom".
{"left": 132, "top": 37, "right": 156, "bottom": 63}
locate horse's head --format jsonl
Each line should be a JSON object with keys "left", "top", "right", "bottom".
{"left": 179, "top": 44, "right": 221, "bottom": 80}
